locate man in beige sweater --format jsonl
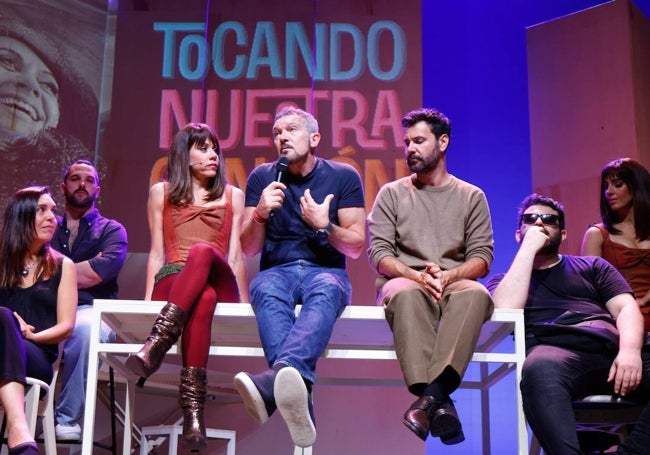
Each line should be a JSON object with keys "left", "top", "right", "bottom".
{"left": 367, "top": 107, "right": 494, "bottom": 445}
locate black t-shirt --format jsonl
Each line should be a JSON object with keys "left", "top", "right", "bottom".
{"left": 486, "top": 255, "right": 633, "bottom": 332}
{"left": 245, "top": 157, "right": 364, "bottom": 270}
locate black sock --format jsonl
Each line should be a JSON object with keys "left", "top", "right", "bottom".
{"left": 423, "top": 367, "right": 460, "bottom": 399}
{"left": 408, "top": 382, "right": 427, "bottom": 397}
{"left": 423, "top": 381, "right": 447, "bottom": 400}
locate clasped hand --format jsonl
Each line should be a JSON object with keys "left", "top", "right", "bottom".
{"left": 13, "top": 311, "right": 35, "bottom": 339}
{"left": 418, "top": 262, "right": 447, "bottom": 301}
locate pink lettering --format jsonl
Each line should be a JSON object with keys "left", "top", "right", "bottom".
{"left": 332, "top": 91, "right": 384, "bottom": 149}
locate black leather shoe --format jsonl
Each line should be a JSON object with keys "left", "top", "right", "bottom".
{"left": 430, "top": 398, "right": 465, "bottom": 445}
{"left": 402, "top": 395, "right": 439, "bottom": 441}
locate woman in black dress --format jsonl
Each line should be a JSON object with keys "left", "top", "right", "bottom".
{"left": 0, "top": 186, "right": 77, "bottom": 454}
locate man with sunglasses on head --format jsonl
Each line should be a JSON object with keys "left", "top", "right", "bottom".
{"left": 487, "top": 193, "right": 650, "bottom": 455}
{"left": 368, "top": 107, "right": 494, "bottom": 445}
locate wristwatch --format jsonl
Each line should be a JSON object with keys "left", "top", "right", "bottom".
{"left": 315, "top": 222, "right": 334, "bottom": 239}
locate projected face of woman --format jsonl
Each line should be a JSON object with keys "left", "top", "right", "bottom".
{"left": 0, "top": 36, "right": 60, "bottom": 139}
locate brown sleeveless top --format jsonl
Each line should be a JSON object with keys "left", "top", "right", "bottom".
{"left": 596, "top": 225, "right": 650, "bottom": 329}
{"left": 163, "top": 185, "right": 233, "bottom": 266}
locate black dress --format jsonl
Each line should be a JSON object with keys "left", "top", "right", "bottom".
{"left": 0, "top": 258, "right": 62, "bottom": 385}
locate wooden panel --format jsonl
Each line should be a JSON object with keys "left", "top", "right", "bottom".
{"left": 527, "top": 0, "right": 650, "bottom": 251}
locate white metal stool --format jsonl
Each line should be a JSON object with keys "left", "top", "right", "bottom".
{"left": 139, "top": 419, "right": 236, "bottom": 455}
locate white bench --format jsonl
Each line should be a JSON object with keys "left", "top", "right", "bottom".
{"left": 81, "top": 300, "right": 527, "bottom": 454}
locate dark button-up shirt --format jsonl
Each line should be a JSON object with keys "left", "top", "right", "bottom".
{"left": 51, "top": 208, "right": 128, "bottom": 305}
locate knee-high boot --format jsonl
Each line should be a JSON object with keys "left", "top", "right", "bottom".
{"left": 125, "top": 303, "right": 187, "bottom": 382}
{"left": 179, "top": 366, "right": 208, "bottom": 451}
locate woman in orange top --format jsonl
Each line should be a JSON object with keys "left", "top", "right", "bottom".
{"left": 582, "top": 158, "right": 650, "bottom": 331}
{"left": 125, "top": 123, "right": 248, "bottom": 451}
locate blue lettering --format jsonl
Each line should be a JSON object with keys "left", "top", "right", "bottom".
{"left": 285, "top": 22, "right": 326, "bottom": 81}
{"left": 179, "top": 34, "right": 208, "bottom": 81}
{"left": 330, "top": 23, "right": 364, "bottom": 81}
{"left": 155, "top": 20, "right": 408, "bottom": 83}
{"left": 213, "top": 21, "right": 247, "bottom": 80}
{"left": 367, "top": 21, "right": 405, "bottom": 81}
{"left": 153, "top": 22, "right": 205, "bottom": 79}
{"left": 246, "top": 22, "right": 283, "bottom": 79}
{"left": 314, "top": 24, "right": 327, "bottom": 80}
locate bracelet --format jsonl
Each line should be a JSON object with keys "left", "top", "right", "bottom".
{"left": 252, "top": 208, "right": 269, "bottom": 224}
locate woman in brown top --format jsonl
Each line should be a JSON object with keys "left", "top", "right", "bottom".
{"left": 125, "top": 123, "right": 247, "bottom": 451}
{"left": 582, "top": 158, "right": 650, "bottom": 331}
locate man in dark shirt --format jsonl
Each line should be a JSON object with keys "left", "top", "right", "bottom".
{"left": 487, "top": 193, "right": 650, "bottom": 455}
{"left": 50, "top": 159, "right": 128, "bottom": 440}
{"left": 234, "top": 107, "right": 366, "bottom": 448}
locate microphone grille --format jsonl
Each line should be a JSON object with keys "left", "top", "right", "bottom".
{"left": 276, "top": 156, "right": 289, "bottom": 172}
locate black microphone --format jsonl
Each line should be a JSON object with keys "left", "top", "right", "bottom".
{"left": 270, "top": 157, "right": 289, "bottom": 218}
{"left": 275, "top": 156, "right": 289, "bottom": 182}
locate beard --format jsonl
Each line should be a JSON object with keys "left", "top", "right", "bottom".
{"left": 407, "top": 148, "right": 443, "bottom": 174}
{"left": 538, "top": 231, "right": 562, "bottom": 255}
{"left": 65, "top": 189, "right": 96, "bottom": 209}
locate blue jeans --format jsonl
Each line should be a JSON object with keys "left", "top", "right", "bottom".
{"left": 250, "top": 260, "right": 351, "bottom": 384}
{"left": 522, "top": 344, "right": 650, "bottom": 455}
{"left": 55, "top": 305, "right": 115, "bottom": 426}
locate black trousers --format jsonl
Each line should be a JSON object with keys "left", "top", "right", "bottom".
{"left": 0, "top": 306, "right": 53, "bottom": 386}
{"left": 522, "top": 343, "right": 650, "bottom": 455}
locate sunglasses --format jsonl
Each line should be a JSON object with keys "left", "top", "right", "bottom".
{"left": 521, "top": 213, "right": 560, "bottom": 226}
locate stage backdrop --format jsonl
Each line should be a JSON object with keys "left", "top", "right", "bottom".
{"left": 0, "top": 0, "right": 105, "bottom": 213}
{"left": 98, "top": 0, "right": 422, "bottom": 305}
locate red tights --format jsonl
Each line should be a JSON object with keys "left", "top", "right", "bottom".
{"left": 152, "top": 243, "right": 239, "bottom": 367}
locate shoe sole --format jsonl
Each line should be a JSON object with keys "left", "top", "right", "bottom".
{"left": 55, "top": 425, "right": 82, "bottom": 441}
{"left": 234, "top": 372, "right": 270, "bottom": 424}
{"left": 125, "top": 355, "right": 149, "bottom": 379}
{"left": 55, "top": 433, "right": 82, "bottom": 441}
{"left": 402, "top": 418, "right": 428, "bottom": 441}
{"left": 431, "top": 411, "right": 464, "bottom": 444}
{"left": 274, "top": 367, "right": 316, "bottom": 448}
{"left": 440, "top": 428, "right": 465, "bottom": 445}
{"left": 182, "top": 435, "right": 208, "bottom": 452}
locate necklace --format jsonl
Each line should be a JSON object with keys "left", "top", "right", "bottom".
{"left": 20, "top": 258, "right": 37, "bottom": 277}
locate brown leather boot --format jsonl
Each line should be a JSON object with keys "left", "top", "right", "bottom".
{"left": 179, "top": 366, "right": 208, "bottom": 451}
{"left": 125, "top": 302, "right": 186, "bottom": 383}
